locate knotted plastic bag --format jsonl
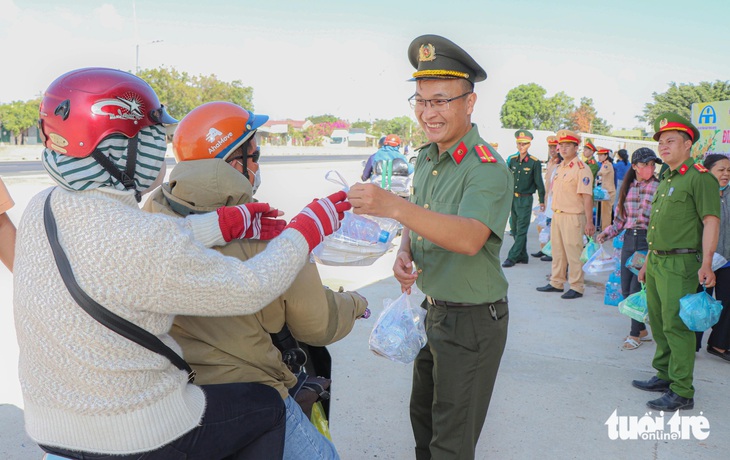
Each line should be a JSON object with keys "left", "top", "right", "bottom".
{"left": 604, "top": 270, "right": 624, "bottom": 306}
{"left": 583, "top": 246, "right": 618, "bottom": 274}
{"left": 369, "top": 293, "right": 427, "bottom": 364}
{"left": 580, "top": 237, "right": 600, "bottom": 263}
{"left": 593, "top": 186, "right": 610, "bottom": 201}
{"left": 618, "top": 284, "right": 648, "bottom": 323}
{"left": 539, "top": 226, "right": 550, "bottom": 244}
{"left": 679, "top": 287, "right": 723, "bottom": 332}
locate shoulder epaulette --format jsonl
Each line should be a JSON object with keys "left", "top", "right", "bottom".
{"left": 587, "top": 159, "right": 596, "bottom": 165}
{"left": 694, "top": 163, "right": 708, "bottom": 173}
{"left": 529, "top": 155, "right": 539, "bottom": 162}
{"left": 475, "top": 144, "right": 498, "bottom": 163}
{"left": 577, "top": 161, "right": 585, "bottom": 169}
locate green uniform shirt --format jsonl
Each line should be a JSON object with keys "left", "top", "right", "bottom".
{"left": 647, "top": 158, "right": 720, "bottom": 252}
{"left": 585, "top": 158, "right": 600, "bottom": 179}
{"left": 410, "top": 124, "right": 513, "bottom": 303}
{"left": 507, "top": 153, "right": 546, "bottom": 203}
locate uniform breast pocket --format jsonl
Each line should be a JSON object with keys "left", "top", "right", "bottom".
{"left": 665, "top": 190, "right": 690, "bottom": 221}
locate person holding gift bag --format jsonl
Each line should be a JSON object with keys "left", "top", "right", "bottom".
{"left": 597, "top": 148, "right": 660, "bottom": 350}
{"left": 634, "top": 113, "right": 720, "bottom": 412}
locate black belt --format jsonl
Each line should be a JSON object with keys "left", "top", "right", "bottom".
{"left": 426, "top": 295, "right": 508, "bottom": 307}
{"left": 652, "top": 249, "right": 697, "bottom": 256}
{"left": 627, "top": 228, "right": 647, "bottom": 235}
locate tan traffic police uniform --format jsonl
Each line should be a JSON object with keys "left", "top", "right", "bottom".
{"left": 549, "top": 131, "right": 593, "bottom": 294}
{"left": 596, "top": 148, "right": 616, "bottom": 230}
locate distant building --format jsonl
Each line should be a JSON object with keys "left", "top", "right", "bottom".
{"left": 259, "top": 119, "right": 313, "bottom": 145}
{"left": 0, "top": 123, "right": 42, "bottom": 145}
{"left": 610, "top": 128, "right": 649, "bottom": 140}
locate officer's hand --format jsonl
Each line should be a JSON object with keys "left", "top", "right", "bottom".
{"left": 393, "top": 250, "right": 418, "bottom": 294}
{"left": 348, "top": 183, "right": 399, "bottom": 218}
{"left": 584, "top": 222, "right": 596, "bottom": 237}
{"left": 698, "top": 265, "right": 716, "bottom": 288}
{"left": 638, "top": 263, "right": 647, "bottom": 284}
{"left": 539, "top": 203, "right": 545, "bottom": 212}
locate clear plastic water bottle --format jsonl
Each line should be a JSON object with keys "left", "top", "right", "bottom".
{"left": 340, "top": 213, "right": 390, "bottom": 243}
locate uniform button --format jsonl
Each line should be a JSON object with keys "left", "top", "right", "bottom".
{"left": 417, "top": 269, "right": 423, "bottom": 274}
{"left": 424, "top": 204, "right": 430, "bottom": 209}
{"left": 432, "top": 170, "right": 438, "bottom": 176}
{"left": 417, "top": 236, "right": 423, "bottom": 241}
{"left": 652, "top": 226, "right": 655, "bottom": 229}
{"left": 668, "top": 179, "right": 672, "bottom": 183}
{"left": 649, "top": 242, "right": 653, "bottom": 245}
{"left": 661, "top": 194, "right": 664, "bottom": 197}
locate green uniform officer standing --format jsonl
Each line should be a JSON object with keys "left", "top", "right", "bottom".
{"left": 633, "top": 113, "right": 720, "bottom": 411}
{"left": 348, "top": 34, "right": 513, "bottom": 460}
{"left": 503, "top": 130, "right": 545, "bottom": 267}
{"left": 582, "top": 139, "right": 600, "bottom": 179}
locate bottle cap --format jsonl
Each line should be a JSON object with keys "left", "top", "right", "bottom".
{"left": 378, "top": 230, "right": 390, "bottom": 243}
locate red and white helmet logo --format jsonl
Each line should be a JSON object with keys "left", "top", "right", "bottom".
{"left": 90, "top": 93, "right": 145, "bottom": 121}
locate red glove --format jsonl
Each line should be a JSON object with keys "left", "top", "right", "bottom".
{"left": 285, "top": 191, "right": 351, "bottom": 251}
{"left": 217, "top": 202, "right": 286, "bottom": 242}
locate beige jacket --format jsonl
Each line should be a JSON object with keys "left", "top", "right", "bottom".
{"left": 143, "top": 159, "right": 367, "bottom": 398}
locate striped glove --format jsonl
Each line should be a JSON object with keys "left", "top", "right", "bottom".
{"left": 285, "top": 191, "right": 351, "bottom": 251}
{"left": 217, "top": 202, "right": 286, "bottom": 242}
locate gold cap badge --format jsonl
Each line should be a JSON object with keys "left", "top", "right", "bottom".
{"left": 660, "top": 118, "right": 668, "bottom": 128}
{"left": 419, "top": 44, "right": 436, "bottom": 62}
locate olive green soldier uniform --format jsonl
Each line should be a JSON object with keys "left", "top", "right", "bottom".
{"left": 407, "top": 34, "right": 513, "bottom": 460}
{"left": 504, "top": 130, "right": 545, "bottom": 266}
{"left": 638, "top": 114, "right": 720, "bottom": 410}
{"left": 583, "top": 139, "right": 600, "bottom": 179}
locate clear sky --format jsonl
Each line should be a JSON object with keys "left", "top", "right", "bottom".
{"left": 1, "top": 0, "right": 728, "bottom": 131}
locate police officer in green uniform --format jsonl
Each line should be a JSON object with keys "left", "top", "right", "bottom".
{"left": 348, "top": 34, "right": 513, "bottom": 460}
{"left": 503, "top": 130, "right": 545, "bottom": 267}
{"left": 583, "top": 139, "right": 600, "bottom": 179}
{"left": 633, "top": 113, "right": 720, "bottom": 411}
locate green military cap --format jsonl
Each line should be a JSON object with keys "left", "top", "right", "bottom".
{"left": 515, "top": 130, "right": 533, "bottom": 143}
{"left": 408, "top": 34, "right": 487, "bottom": 84}
{"left": 583, "top": 139, "right": 597, "bottom": 152}
{"left": 653, "top": 112, "right": 700, "bottom": 145}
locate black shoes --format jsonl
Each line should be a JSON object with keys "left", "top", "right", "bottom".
{"left": 536, "top": 284, "right": 563, "bottom": 293}
{"left": 632, "top": 376, "right": 671, "bottom": 392}
{"left": 707, "top": 346, "right": 730, "bottom": 362}
{"left": 540, "top": 255, "right": 553, "bottom": 262}
{"left": 531, "top": 251, "right": 545, "bottom": 258}
{"left": 502, "top": 259, "right": 516, "bottom": 268}
{"left": 647, "top": 390, "right": 694, "bottom": 411}
{"left": 561, "top": 289, "right": 583, "bottom": 299}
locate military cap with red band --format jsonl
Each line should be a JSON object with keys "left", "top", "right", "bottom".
{"left": 596, "top": 147, "right": 612, "bottom": 156}
{"left": 546, "top": 135, "right": 558, "bottom": 146}
{"left": 515, "top": 130, "right": 533, "bottom": 144}
{"left": 583, "top": 139, "right": 597, "bottom": 152}
{"left": 408, "top": 34, "right": 487, "bottom": 84}
{"left": 652, "top": 112, "right": 700, "bottom": 145}
{"left": 557, "top": 129, "right": 580, "bottom": 144}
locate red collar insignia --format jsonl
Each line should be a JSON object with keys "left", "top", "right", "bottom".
{"left": 679, "top": 164, "right": 689, "bottom": 175}
{"left": 452, "top": 141, "right": 468, "bottom": 165}
{"left": 568, "top": 161, "right": 574, "bottom": 168}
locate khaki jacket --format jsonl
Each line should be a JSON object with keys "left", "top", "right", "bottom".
{"left": 143, "top": 159, "right": 367, "bottom": 398}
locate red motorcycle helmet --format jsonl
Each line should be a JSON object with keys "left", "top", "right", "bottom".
{"left": 39, "top": 67, "right": 177, "bottom": 158}
{"left": 384, "top": 134, "right": 401, "bottom": 147}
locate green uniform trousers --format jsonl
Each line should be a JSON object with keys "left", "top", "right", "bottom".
{"left": 410, "top": 299, "right": 508, "bottom": 460}
{"left": 507, "top": 195, "right": 533, "bottom": 262}
{"left": 645, "top": 252, "right": 700, "bottom": 399}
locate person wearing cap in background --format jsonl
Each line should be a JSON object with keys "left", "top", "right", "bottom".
{"left": 532, "top": 135, "right": 561, "bottom": 260}
{"left": 348, "top": 34, "right": 512, "bottom": 460}
{"left": 0, "top": 177, "right": 16, "bottom": 271}
{"left": 361, "top": 133, "right": 414, "bottom": 182}
{"left": 536, "top": 129, "right": 594, "bottom": 299}
{"left": 633, "top": 113, "right": 720, "bottom": 411}
{"left": 143, "top": 101, "right": 368, "bottom": 459}
{"left": 582, "top": 139, "right": 600, "bottom": 179}
{"left": 596, "top": 147, "right": 661, "bottom": 350}
{"left": 503, "top": 130, "right": 545, "bottom": 267}
{"left": 595, "top": 147, "right": 616, "bottom": 230}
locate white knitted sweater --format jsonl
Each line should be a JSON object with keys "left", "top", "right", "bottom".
{"left": 13, "top": 187, "right": 309, "bottom": 454}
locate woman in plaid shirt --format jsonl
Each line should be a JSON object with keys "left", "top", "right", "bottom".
{"left": 597, "top": 148, "right": 661, "bottom": 350}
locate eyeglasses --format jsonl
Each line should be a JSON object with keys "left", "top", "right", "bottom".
{"left": 408, "top": 92, "right": 472, "bottom": 112}
{"left": 227, "top": 147, "right": 260, "bottom": 165}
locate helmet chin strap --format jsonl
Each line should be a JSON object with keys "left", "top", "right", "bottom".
{"left": 91, "top": 135, "right": 141, "bottom": 202}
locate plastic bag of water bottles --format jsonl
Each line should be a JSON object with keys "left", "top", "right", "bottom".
{"left": 679, "top": 287, "right": 723, "bottom": 332}
{"left": 538, "top": 226, "right": 550, "bottom": 244}
{"left": 580, "top": 237, "right": 600, "bottom": 263}
{"left": 369, "top": 293, "right": 427, "bottom": 364}
{"left": 582, "top": 246, "right": 618, "bottom": 274}
{"left": 312, "top": 171, "right": 401, "bottom": 266}
{"left": 604, "top": 270, "right": 623, "bottom": 306}
{"left": 613, "top": 230, "right": 625, "bottom": 250}
{"left": 593, "top": 185, "right": 610, "bottom": 201}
